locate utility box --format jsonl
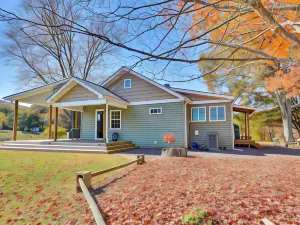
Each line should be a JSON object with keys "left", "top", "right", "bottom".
{"left": 207, "top": 132, "right": 219, "bottom": 151}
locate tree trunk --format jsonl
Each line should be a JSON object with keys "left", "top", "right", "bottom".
{"left": 275, "top": 90, "right": 294, "bottom": 142}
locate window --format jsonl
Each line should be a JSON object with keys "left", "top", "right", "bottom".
{"left": 191, "top": 107, "right": 206, "bottom": 122}
{"left": 209, "top": 106, "right": 226, "bottom": 121}
{"left": 110, "top": 110, "right": 121, "bottom": 129}
{"left": 149, "top": 108, "right": 162, "bottom": 115}
{"left": 124, "top": 79, "right": 131, "bottom": 89}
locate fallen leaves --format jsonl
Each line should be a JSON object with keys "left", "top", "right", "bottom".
{"left": 98, "top": 157, "right": 300, "bottom": 225}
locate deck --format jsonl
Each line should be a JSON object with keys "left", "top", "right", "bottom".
{"left": 234, "top": 139, "right": 264, "bottom": 149}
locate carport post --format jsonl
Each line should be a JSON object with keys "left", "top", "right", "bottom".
{"left": 54, "top": 107, "right": 58, "bottom": 141}
{"left": 48, "top": 105, "right": 52, "bottom": 140}
{"left": 12, "top": 100, "right": 18, "bottom": 141}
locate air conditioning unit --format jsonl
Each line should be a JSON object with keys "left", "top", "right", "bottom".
{"left": 207, "top": 132, "right": 219, "bottom": 151}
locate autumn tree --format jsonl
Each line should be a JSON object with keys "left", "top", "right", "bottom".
{"left": 0, "top": 0, "right": 299, "bottom": 140}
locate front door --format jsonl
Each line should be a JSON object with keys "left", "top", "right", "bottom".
{"left": 96, "top": 110, "right": 104, "bottom": 139}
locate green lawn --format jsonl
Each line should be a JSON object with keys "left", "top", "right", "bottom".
{"left": 0, "top": 130, "right": 66, "bottom": 141}
{"left": 0, "top": 150, "right": 131, "bottom": 224}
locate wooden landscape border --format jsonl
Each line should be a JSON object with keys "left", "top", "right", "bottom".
{"left": 76, "top": 154, "right": 145, "bottom": 225}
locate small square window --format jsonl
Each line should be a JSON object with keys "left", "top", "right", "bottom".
{"left": 124, "top": 79, "right": 131, "bottom": 89}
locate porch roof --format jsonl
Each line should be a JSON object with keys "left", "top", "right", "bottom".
{"left": 233, "top": 105, "right": 256, "bottom": 114}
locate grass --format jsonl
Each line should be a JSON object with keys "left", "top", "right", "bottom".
{"left": 0, "top": 130, "right": 66, "bottom": 141}
{"left": 0, "top": 150, "right": 131, "bottom": 224}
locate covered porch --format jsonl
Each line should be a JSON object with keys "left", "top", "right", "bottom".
{"left": 3, "top": 77, "right": 129, "bottom": 144}
{"left": 233, "top": 105, "right": 263, "bottom": 149}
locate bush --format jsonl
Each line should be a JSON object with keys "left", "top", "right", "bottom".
{"left": 41, "top": 126, "right": 67, "bottom": 139}
{"left": 182, "top": 208, "right": 212, "bottom": 225}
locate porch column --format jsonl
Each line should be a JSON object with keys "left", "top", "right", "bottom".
{"left": 74, "top": 111, "right": 78, "bottom": 128}
{"left": 54, "top": 107, "right": 59, "bottom": 141}
{"left": 247, "top": 112, "right": 250, "bottom": 140}
{"left": 244, "top": 112, "right": 247, "bottom": 140}
{"left": 105, "top": 104, "right": 109, "bottom": 143}
{"left": 12, "top": 100, "right": 19, "bottom": 141}
{"left": 48, "top": 105, "right": 53, "bottom": 140}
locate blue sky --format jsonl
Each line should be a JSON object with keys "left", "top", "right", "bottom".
{"left": 0, "top": 0, "right": 208, "bottom": 100}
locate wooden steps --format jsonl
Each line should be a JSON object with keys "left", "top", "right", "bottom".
{"left": 234, "top": 139, "right": 264, "bottom": 149}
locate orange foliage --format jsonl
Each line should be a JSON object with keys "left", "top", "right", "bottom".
{"left": 163, "top": 133, "right": 176, "bottom": 145}
{"left": 183, "top": 0, "right": 300, "bottom": 96}
{"left": 265, "top": 67, "right": 300, "bottom": 96}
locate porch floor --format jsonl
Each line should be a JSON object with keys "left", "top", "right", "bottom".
{"left": 234, "top": 139, "right": 264, "bottom": 149}
{"left": 0, "top": 139, "right": 136, "bottom": 154}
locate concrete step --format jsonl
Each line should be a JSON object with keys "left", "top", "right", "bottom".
{"left": 0, "top": 146, "right": 108, "bottom": 154}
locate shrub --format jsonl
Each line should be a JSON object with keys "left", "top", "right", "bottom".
{"left": 163, "top": 133, "right": 176, "bottom": 146}
{"left": 182, "top": 208, "right": 212, "bottom": 225}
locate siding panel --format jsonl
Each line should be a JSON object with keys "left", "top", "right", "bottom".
{"left": 107, "top": 102, "right": 185, "bottom": 147}
{"left": 187, "top": 103, "right": 233, "bottom": 149}
{"left": 107, "top": 73, "right": 176, "bottom": 102}
{"left": 57, "top": 84, "right": 98, "bottom": 102}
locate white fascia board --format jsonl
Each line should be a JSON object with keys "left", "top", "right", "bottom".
{"left": 130, "top": 99, "right": 183, "bottom": 105}
{"left": 191, "top": 100, "right": 232, "bottom": 104}
{"left": 172, "top": 88, "right": 235, "bottom": 100}
{"left": 47, "top": 78, "right": 104, "bottom": 104}
{"left": 3, "top": 79, "right": 68, "bottom": 101}
{"left": 102, "top": 67, "right": 186, "bottom": 101}
{"left": 53, "top": 99, "right": 106, "bottom": 107}
{"left": 58, "top": 106, "right": 84, "bottom": 112}
{"left": 107, "top": 100, "right": 127, "bottom": 109}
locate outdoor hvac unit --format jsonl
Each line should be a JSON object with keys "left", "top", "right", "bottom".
{"left": 207, "top": 132, "right": 219, "bottom": 150}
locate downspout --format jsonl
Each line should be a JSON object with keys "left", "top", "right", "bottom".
{"left": 231, "top": 101, "right": 235, "bottom": 149}
{"left": 184, "top": 101, "right": 188, "bottom": 148}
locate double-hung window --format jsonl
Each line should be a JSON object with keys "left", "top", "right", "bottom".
{"left": 110, "top": 110, "right": 121, "bottom": 129}
{"left": 149, "top": 108, "right": 162, "bottom": 115}
{"left": 209, "top": 106, "right": 226, "bottom": 121}
{"left": 191, "top": 107, "right": 206, "bottom": 122}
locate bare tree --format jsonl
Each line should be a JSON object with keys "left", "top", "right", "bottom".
{"left": 0, "top": 0, "right": 115, "bottom": 86}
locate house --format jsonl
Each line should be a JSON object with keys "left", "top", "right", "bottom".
{"left": 3, "top": 67, "right": 255, "bottom": 149}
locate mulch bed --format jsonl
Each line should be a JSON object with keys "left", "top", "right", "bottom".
{"left": 97, "top": 157, "right": 300, "bottom": 225}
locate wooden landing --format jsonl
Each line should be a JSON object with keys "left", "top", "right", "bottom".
{"left": 234, "top": 140, "right": 264, "bottom": 149}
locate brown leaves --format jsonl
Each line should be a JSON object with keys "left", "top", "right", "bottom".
{"left": 98, "top": 157, "right": 300, "bottom": 225}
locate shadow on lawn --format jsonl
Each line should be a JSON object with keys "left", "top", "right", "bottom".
{"left": 119, "top": 146, "right": 300, "bottom": 157}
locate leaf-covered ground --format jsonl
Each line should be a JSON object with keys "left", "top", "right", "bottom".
{"left": 0, "top": 150, "right": 130, "bottom": 224}
{"left": 98, "top": 156, "right": 300, "bottom": 225}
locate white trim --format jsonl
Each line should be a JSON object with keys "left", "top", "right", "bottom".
{"left": 102, "top": 67, "right": 187, "bottom": 101}
{"left": 124, "top": 78, "right": 131, "bottom": 89}
{"left": 106, "top": 104, "right": 109, "bottom": 143}
{"left": 46, "top": 78, "right": 104, "bottom": 103}
{"left": 53, "top": 99, "right": 106, "bottom": 107}
{"left": 209, "top": 105, "right": 226, "bottom": 122}
{"left": 58, "top": 106, "right": 84, "bottom": 112}
{"left": 95, "top": 109, "right": 104, "bottom": 140}
{"left": 191, "top": 107, "right": 206, "bottom": 122}
{"left": 191, "top": 100, "right": 231, "bottom": 104}
{"left": 171, "top": 87, "right": 235, "bottom": 100}
{"left": 149, "top": 107, "right": 162, "bottom": 115}
{"left": 110, "top": 110, "right": 121, "bottom": 130}
{"left": 3, "top": 79, "right": 68, "bottom": 101}
{"left": 130, "top": 99, "right": 182, "bottom": 105}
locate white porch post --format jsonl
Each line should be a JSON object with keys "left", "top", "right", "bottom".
{"left": 106, "top": 103, "right": 109, "bottom": 143}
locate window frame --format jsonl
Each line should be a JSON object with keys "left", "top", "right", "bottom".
{"left": 124, "top": 79, "right": 131, "bottom": 89}
{"left": 209, "top": 105, "right": 226, "bottom": 122}
{"left": 191, "top": 107, "right": 206, "bottom": 122}
{"left": 110, "top": 110, "right": 122, "bottom": 130}
{"left": 149, "top": 107, "right": 163, "bottom": 115}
